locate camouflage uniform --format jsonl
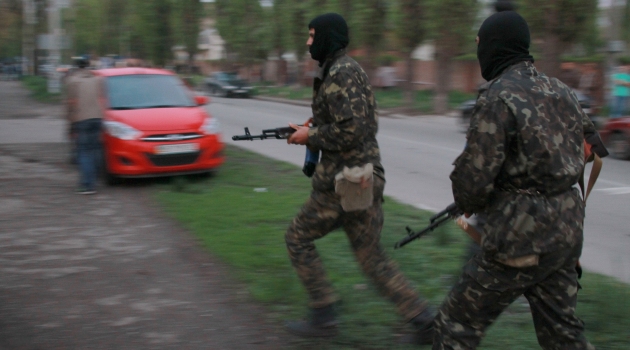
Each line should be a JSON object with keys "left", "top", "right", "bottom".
{"left": 434, "top": 61, "right": 596, "bottom": 350}
{"left": 285, "top": 49, "right": 427, "bottom": 321}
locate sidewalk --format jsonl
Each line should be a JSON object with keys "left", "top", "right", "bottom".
{"left": 0, "top": 81, "right": 294, "bottom": 349}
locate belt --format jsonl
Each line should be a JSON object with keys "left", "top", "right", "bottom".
{"left": 498, "top": 186, "right": 572, "bottom": 197}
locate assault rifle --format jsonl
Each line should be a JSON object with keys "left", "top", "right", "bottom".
{"left": 394, "top": 203, "right": 463, "bottom": 249}
{"left": 231, "top": 126, "right": 320, "bottom": 178}
{"left": 232, "top": 127, "right": 296, "bottom": 141}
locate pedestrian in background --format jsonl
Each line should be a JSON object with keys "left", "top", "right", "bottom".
{"left": 65, "top": 57, "right": 104, "bottom": 194}
{"left": 611, "top": 64, "right": 630, "bottom": 118}
{"left": 283, "top": 13, "right": 435, "bottom": 344}
{"left": 434, "top": 10, "right": 597, "bottom": 350}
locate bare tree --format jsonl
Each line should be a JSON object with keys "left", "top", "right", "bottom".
{"left": 396, "top": 0, "right": 427, "bottom": 108}
{"left": 429, "top": 0, "right": 478, "bottom": 114}
{"left": 519, "top": 0, "right": 598, "bottom": 79}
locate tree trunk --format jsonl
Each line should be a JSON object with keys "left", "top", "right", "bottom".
{"left": 538, "top": 8, "right": 563, "bottom": 79}
{"left": 404, "top": 53, "right": 415, "bottom": 108}
{"left": 277, "top": 58, "right": 287, "bottom": 85}
{"left": 539, "top": 34, "right": 564, "bottom": 79}
{"left": 295, "top": 58, "right": 303, "bottom": 87}
{"left": 188, "top": 53, "right": 194, "bottom": 74}
{"left": 364, "top": 46, "right": 377, "bottom": 85}
{"left": 434, "top": 49, "right": 453, "bottom": 114}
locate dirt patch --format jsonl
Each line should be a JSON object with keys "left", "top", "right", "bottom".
{"left": 0, "top": 81, "right": 299, "bottom": 349}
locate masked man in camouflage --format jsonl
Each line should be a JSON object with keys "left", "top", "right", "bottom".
{"left": 285, "top": 13, "right": 434, "bottom": 343}
{"left": 434, "top": 10, "right": 598, "bottom": 350}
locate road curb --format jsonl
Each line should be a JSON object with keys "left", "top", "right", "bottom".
{"left": 253, "top": 95, "right": 312, "bottom": 107}
{"left": 251, "top": 95, "right": 456, "bottom": 118}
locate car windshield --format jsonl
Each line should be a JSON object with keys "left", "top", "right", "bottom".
{"left": 215, "top": 72, "right": 239, "bottom": 82}
{"left": 105, "top": 74, "right": 196, "bottom": 110}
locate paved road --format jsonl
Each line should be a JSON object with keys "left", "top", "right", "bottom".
{"left": 0, "top": 81, "right": 294, "bottom": 349}
{"left": 207, "top": 95, "right": 630, "bottom": 284}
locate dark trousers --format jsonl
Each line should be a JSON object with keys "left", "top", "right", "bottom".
{"left": 434, "top": 243, "right": 594, "bottom": 350}
{"left": 285, "top": 177, "right": 427, "bottom": 321}
{"left": 74, "top": 118, "right": 102, "bottom": 190}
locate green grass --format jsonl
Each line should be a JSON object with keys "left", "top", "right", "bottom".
{"left": 254, "top": 85, "right": 475, "bottom": 113}
{"left": 20, "top": 75, "right": 62, "bottom": 103}
{"left": 155, "top": 145, "right": 630, "bottom": 349}
{"left": 254, "top": 84, "right": 313, "bottom": 100}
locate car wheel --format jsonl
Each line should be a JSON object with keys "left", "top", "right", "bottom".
{"left": 101, "top": 152, "right": 121, "bottom": 186}
{"left": 608, "top": 133, "right": 630, "bottom": 160}
{"left": 104, "top": 171, "right": 121, "bottom": 186}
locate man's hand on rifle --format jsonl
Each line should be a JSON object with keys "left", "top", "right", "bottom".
{"left": 287, "top": 118, "right": 312, "bottom": 145}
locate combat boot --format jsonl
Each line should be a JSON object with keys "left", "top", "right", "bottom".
{"left": 285, "top": 304, "right": 338, "bottom": 338}
{"left": 399, "top": 306, "right": 435, "bottom": 345}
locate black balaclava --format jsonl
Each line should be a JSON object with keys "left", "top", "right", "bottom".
{"left": 494, "top": 0, "right": 517, "bottom": 12}
{"left": 477, "top": 11, "right": 534, "bottom": 81}
{"left": 308, "top": 13, "right": 349, "bottom": 67}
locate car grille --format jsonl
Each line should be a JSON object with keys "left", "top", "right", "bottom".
{"left": 145, "top": 152, "right": 200, "bottom": 167}
{"left": 141, "top": 133, "right": 202, "bottom": 142}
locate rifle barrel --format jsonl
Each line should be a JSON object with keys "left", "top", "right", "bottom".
{"left": 430, "top": 202, "right": 460, "bottom": 223}
{"left": 394, "top": 215, "right": 453, "bottom": 249}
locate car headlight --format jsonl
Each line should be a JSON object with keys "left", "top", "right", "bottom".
{"left": 103, "top": 121, "right": 142, "bottom": 140}
{"left": 223, "top": 85, "right": 237, "bottom": 90}
{"left": 201, "top": 117, "right": 220, "bottom": 135}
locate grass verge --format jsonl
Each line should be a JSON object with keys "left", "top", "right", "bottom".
{"left": 254, "top": 85, "right": 475, "bottom": 113}
{"left": 20, "top": 75, "right": 62, "bottom": 103}
{"left": 155, "top": 145, "right": 630, "bottom": 349}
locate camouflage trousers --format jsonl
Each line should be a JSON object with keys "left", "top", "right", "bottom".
{"left": 434, "top": 242, "right": 595, "bottom": 350}
{"left": 285, "top": 176, "right": 427, "bottom": 321}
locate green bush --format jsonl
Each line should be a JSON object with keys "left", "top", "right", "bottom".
{"left": 21, "top": 75, "right": 62, "bottom": 103}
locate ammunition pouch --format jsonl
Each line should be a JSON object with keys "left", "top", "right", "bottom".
{"left": 334, "top": 163, "right": 374, "bottom": 212}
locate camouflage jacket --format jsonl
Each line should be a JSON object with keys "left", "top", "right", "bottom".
{"left": 451, "top": 61, "right": 597, "bottom": 260}
{"left": 307, "top": 49, "right": 384, "bottom": 192}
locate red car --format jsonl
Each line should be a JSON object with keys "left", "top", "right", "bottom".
{"left": 94, "top": 68, "right": 224, "bottom": 184}
{"left": 599, "top": 116, "right": 630, "bottom": 160}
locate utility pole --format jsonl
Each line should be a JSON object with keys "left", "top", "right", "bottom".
{"left": 46, "top": 0, "right": 61, "bottom": 93}
{"left": 22, "top": 0, "right": 36, "bottom": 75}
{"left": 46, "top": 0, "right": 70, "bottom": 93}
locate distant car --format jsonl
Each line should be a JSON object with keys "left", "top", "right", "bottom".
{"left": 458, "top": 89, "right": 595, "bottom": 132}
{"left": 599, "top": 116, "right": 630, "bottom": 160}
{"left": 94, "top": 68, "right": 225, "bottom": 185}
{"left": 204, "top": 72, "right": 252, "bottom": 98}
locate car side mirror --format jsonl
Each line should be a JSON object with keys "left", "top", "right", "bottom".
{"left": 195, "top": 95, "right": 209, "bottom": 105}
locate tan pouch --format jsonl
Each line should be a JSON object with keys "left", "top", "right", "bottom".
{"left": 334, "top": 163, "right": 374, "bottom": 212}
{"left": 497, "top": 255, "right": 539, "bottom": 268}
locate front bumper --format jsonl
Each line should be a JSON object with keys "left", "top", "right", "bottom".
{"left": 104, "top": 134, "right": 225, "bottom": 177}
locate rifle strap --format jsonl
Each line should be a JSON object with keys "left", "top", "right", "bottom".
{"left": 579, "top": 153, "right": 602, "bottom": 203}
